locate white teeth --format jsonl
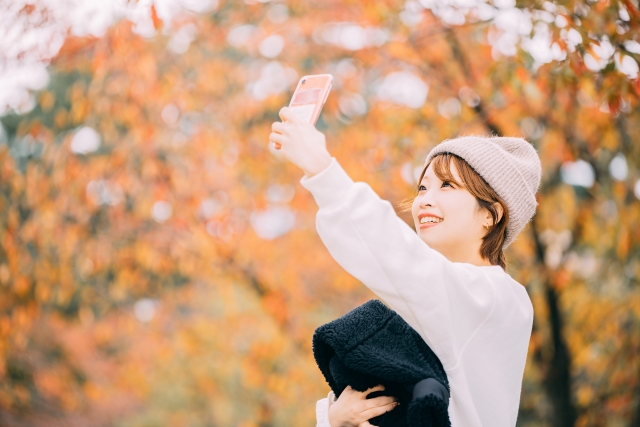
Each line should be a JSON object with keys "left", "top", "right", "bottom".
{"left": 420, "top": 217, "right": 442, "bottom": 224}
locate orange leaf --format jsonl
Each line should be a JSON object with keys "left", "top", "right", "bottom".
{"left": 150, "top": 4, "right": 162, "bottom": 31}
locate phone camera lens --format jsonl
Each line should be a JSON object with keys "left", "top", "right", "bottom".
{"left": 301, "top": 79, "right": 306, "bottom": 84}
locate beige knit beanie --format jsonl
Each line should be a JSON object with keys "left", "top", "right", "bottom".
{"left": 423, "top": 136, "right": 542, "bottom": 249}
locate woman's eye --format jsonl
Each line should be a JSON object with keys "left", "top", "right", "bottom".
{"left": 418, "top": 185, "right": 426, "bottom": 192}
{"left": 441, "top": 181, "right": 452, "bottom": 188}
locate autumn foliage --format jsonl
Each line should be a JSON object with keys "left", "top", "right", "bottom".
{"left": 0, "top": 1, "right": 639, "bottom": 426}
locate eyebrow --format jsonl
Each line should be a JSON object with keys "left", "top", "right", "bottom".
{"left": 420, "top": 174, "right": 437, "bottom": 183}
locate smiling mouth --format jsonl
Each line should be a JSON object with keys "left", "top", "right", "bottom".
{"left": 420, "top": 216, "right": 444, "bottom": 225}
{"left": 418, "top": 218, "right": 443, "bottom": 228}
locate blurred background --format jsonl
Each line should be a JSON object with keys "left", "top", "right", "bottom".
{"left": 0, "top": 0, "right": 639, "bottom": 426}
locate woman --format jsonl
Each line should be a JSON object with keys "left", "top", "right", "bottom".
{"left": 269, "top": 107, "right": 542, "bottom": 427}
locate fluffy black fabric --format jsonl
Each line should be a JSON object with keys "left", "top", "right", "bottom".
{"left": 313, "top": 300, "right": 451, "bottom": 427}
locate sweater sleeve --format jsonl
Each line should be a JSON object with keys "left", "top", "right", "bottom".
{"left": 300, "top": 158, "right": 497, "bottom": 372}
{"left": 316, "top": 391, "right": 337, "bottom": 427}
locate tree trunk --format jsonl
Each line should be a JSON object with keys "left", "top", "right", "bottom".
{"left": 542, "top": 283, "right": 577, "bottom": 427}
{"left": 531, "top": 220, "right": 577, "bottom": 427}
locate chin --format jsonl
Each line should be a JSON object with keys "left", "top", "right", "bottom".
{"left": 418, "top": 229, "right": 443, "bottom": 246}
{"left": 418, "top": 233, "right": 436, "bottom": 246}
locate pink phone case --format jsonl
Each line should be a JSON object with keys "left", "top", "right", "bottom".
{"left": 287, "top": 74, "right": 333, "bottom": 125}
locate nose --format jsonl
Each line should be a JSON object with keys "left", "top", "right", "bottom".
{"left": 416, "top": 188, "right": 435, "bottom": 208}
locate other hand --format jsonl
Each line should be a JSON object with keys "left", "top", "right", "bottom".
{"left": 328, "top": 385, "right": 399, "bottom": 427}
{"left": 269, "top": 107, "right": 332, "bottom": 178}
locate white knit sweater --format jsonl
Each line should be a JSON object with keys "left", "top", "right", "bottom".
{"left": 299, "top": 157, "right": 534, "bottom": 427}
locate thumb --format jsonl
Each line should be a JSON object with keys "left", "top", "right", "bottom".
{"left": 279, "top": 106, "right": 302, "bottom": 123}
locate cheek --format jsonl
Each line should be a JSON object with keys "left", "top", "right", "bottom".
{"left": 441, "top": 194, "right": 478, "bottom": 227}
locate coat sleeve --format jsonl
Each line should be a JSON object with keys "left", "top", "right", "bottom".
{"left": 300, "top": 158, "right": 497, "bottom": 372}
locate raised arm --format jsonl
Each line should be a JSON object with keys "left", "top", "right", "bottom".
{"left": 269, "top": 108, "right": 496, "bottom": 372}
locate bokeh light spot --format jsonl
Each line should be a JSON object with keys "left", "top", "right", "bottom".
{"left": 71, "top": 126, "right": 101, "bottom": 154}
{"left": 152, "top": 201, "right": 173, "bottom": 223}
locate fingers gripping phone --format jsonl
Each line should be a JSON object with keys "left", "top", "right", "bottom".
{"left": 274, "top": 74, "right": 333, "bottom": 149}
{"left": 288, "top": 74, "right": 333, "bottom": 125}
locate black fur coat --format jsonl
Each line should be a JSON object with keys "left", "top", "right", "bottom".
{"left": 312, "top": 300, "right": 451, "bottom": 427}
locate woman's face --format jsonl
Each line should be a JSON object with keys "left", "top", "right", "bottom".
{"left": 411, "top": 160, "right": 489, "bottom": 263}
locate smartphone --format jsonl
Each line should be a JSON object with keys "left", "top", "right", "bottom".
{"left": 287, "top": 74, "right": 333, "bottom": 125}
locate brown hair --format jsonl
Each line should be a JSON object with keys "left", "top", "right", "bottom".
{"left": 398, "top": 153, "right": 509, "bottom": 269}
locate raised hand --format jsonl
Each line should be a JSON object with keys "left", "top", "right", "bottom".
{"left": 269, "top": 107, "right": 332, "bottom": 178}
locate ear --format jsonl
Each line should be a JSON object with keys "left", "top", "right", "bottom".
{"left": 483, "top": 203, "right": 504, "bottom": 226}
{"left": 491, "top": 203, "right": 504, "bottom": 225}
